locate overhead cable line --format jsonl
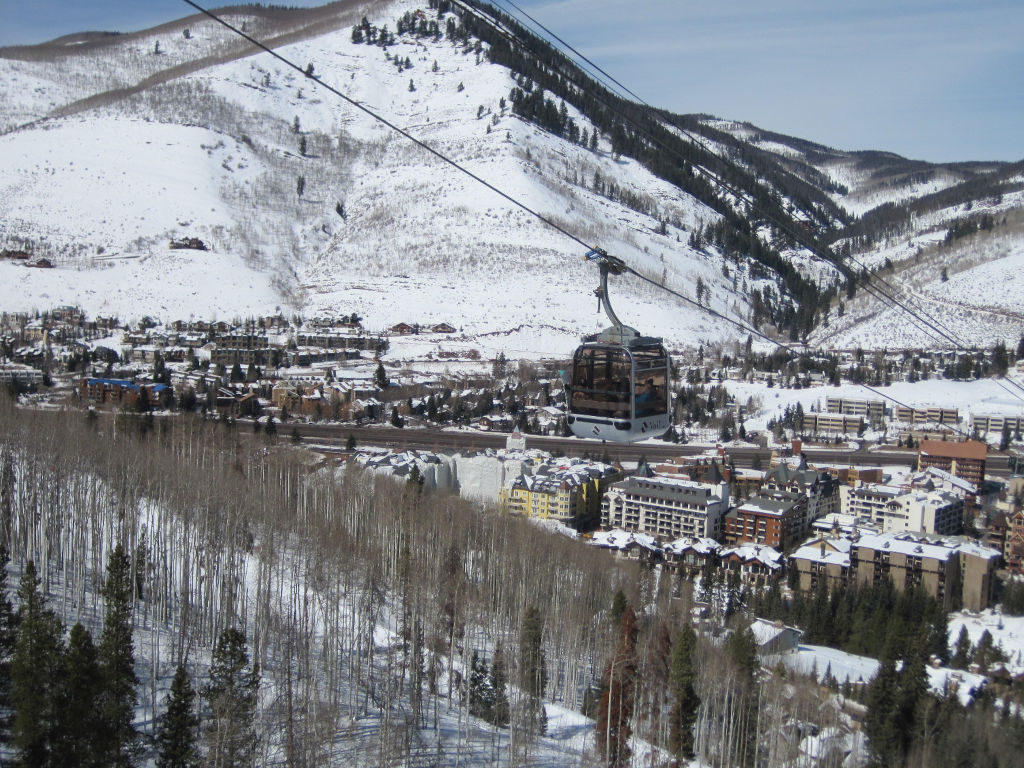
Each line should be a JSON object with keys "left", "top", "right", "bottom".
{"left": 182, "top": 1, "right": 1021, "bottom": 425}
{"left": 469, "top": 0, "right": 1024, "bottom": 403}
{"left": 180, "top": 0, "right": 796, "bottom": 356}
{"left": 454, "top": 0, "right": 973, "bottom": 352}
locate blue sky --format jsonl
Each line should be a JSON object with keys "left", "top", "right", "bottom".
{"left": 0, "top": 0, "right": 1020, "bottom": 162}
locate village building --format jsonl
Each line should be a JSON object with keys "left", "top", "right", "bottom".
{"left": 826, "top": 397, "right": 885, "bottom": 425}
{"left": 917, "top": 439, "right": 987, "bottom": 485}
{"left": 895, "top": 406, "right": 960, "bottom": 427}
{"left": 589, "top": 529, "right": 661, "bottom": 564}
{"left": 791, "top": 531, "right": 999, "bottom": 611}
{"left": 662, "top": 536, "right": 720, "bottom": 577}
{"left": 600, "top": 475, "right": 730, "bottom": 541}
{"left": 763, "top": 463, "right": 840, "bottom": 533}
{"left": 722, "top": 489, "right": 807, "bottom": 550}
{"left": 79, "top": 378, "right": 172, "bottom": 409}
{"left": 1006, "top": 508, "right": 1024, "bottom": 573}
{"left": 718, "top": 544, "right": 783, "bottom": 587}
{"left": 500, "top": 459, "right": 621, "bottom": 529}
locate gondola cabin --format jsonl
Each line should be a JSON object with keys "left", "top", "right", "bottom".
{"left": 567, "top": 333, "right": 671, "bottom": 442}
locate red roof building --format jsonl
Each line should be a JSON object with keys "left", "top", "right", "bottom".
{"left": 917, "top": 439, "right": 987, "bottom": 484}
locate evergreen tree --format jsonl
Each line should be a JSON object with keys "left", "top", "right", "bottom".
{"left": 97, "top": 543, "right": 139, "bottom": 767}
{"left": 54, "top": 623, "right": 103, "bottom": 768}
{"left": 595, "top": 605, "right": 637, "bottom": 767}
{"left": 609, "top": 589, "right": 627, "bottom": 627}
{"left": 865, "top": 654, "right": 900, "bottom": 767}
{"left": 518, "top": 606, "right": 547, "bottom": 736}
{"left": 374, "top": 361, "right": 389, "bottom": 390}
{"left": 203, "top": 628, "right": 259, "bottom": 768}
{"left": 11, "top": 561, "right": 64, "bottom": 768}
{"left": 468, "top": 651, "right": 493, "bottom": 722}
{"left": 0, "top": 545, "right": 18, "bottom": 750}
{"left": 668, "top": 624, "right": 699, "bottom": 761}
{"left": 156, "top": 666, "right": 200, "bottom": 768}
{"left": 489, "top": 646, "right": 510, "bottom": 728}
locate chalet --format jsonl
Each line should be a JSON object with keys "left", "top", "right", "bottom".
{"left": 390, "top": 322, "right": 415, "bottom": 335}
{"left": 215, "top": 388, "right": 260, "bottom": 417}
{"left": 589, "top": 529, "right": 661, "bottom": 564}
{"left": 51, "top": 306, "right": 83, "bottom": 324}
{"left": 718, "top": 544, "right": 782, "bottom": 587}
{"left": 0, "top": 250, "right": 30, "bottom": 260}
{"left": 663, "top": 537, "right": 720, "bottom": 577}
{"left": 477, "top": 414, "right": 515, "bottom": 432}
{"left": 431, "top": 322, "right": 456, "bottom": 334}
{"left": 25, "top": 258, "right": 53, "bottom": 269}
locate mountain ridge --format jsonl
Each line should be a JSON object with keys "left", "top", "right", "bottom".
{"left": 0, "top": 0, "right": 1020, "bottom": 352}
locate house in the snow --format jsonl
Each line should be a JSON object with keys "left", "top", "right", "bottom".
{"left": 718, "top": 544, "right": 783, "bottom": 587}
{"left": 589, "top": 529, "right": 661, "bottom": 564}
{"left": 748, "top": 617, "right": 803, "bottom": 655}
{"left": 662, "top": 537, "right": 720, "bottom": 577}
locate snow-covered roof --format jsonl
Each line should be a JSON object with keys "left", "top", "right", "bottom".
{"left": 590, "top": 529, "right": 659, "bottom": 552}
{"left": 719, "top": 544, "right": 782, "bottom": 569}
{"left": 663, "top": 536, "right": 720, "bottom": 556}
{"left": 791, "top": 537, "right": 853, "bottom": 567}
{"left": 909, "top": 465, "right": 977, "bottom": 495}
{"left": 749, "top": 617, "right": 802, "bottom": 648}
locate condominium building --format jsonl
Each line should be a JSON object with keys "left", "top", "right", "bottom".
{"left": 500, "top": 460, "right": 621, "bottom": 527}
{"left": 918, "top": 439, "right": 987, "bottom": 484}
{"left": 826, "top": 397, "right": 885, "bottom": 424}
{"left": 970, "top": 414, "right": 1024, "bottom": 435}
{"left": 601, "top": 476, "right": 730, "bottom": 540}
{"left": 790, "top": 532, "right": 999, "bottom": 611}
{"left": 722, "top": 489, "right": 807, "bottom": 550}
{"left": 842, "top": 483, "right": 905, "bottom": 529}
{"left": 842, "top": 483, "right": 963, "bottom": 535}
{"left": 851, "top": 532, "right": 998, "bottom": 612}
{"left": 802, "top": 413, "right": 864, "bottom": 435}
{"left": 894, "top": 405, "right": 959, "bottom": 426}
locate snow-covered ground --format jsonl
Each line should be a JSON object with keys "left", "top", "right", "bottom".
{"left": 777, "top": 644, "right": 988, "bottom": 706}
{"left": 948, "top": 609, "right": 1024, "bottom": 672}
{"left": 0, "top": 0, "right": 752, "bottom": 355}
{"left": 724, "top": 375, "right": 1024, "bottom": 441}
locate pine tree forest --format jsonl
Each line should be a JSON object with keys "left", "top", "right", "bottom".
{"left": 1, "top": 396, "right": 1023, "bottom": 766}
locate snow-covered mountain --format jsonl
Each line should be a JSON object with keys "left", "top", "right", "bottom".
{"left": 0, "top": 0, "right": 1020, "bottom": 354}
